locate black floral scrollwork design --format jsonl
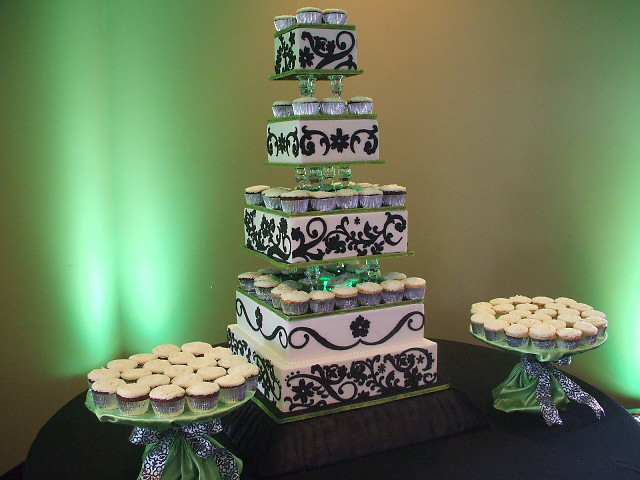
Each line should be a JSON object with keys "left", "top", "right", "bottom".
{"left": 275, "top": 31, "right": 296, "bottom": 74}
{"left": 267, "top": 127, "right": 299, "bottom": 157}
{"left": 350, "top": 315, "right": 370, "bottom": 338}
{"left": 299, "top": 125, "right": 378, "bottom": 158}
{"left": 330, "top": 128, "right": 350, "bottom": 153}
{"left": 292, "top": 212, "right": 407, "bottom": 261}
{"left": 244, "top": 209, "right": 292, "bottom": 262}
{"left": 299, "top": 30, "right": 357, "bottom": 70}
{"left": 251, "top": 353, "right": 282, "bottom": 401}
{"left": 350, "top": 124, "right": 379, "bottom": 155}
{"left": 300, "top": 126, "right": 330, "bottom": 156}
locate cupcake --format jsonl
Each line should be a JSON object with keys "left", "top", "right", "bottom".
{"left": 91, "top": 378, "right": 125, "bottom": 410}
{"left": 228, "top": 363, "right": 260, "bottom": 391}
{"left": 490, "top": 297, "right": 511, "bottom": 305}
{"left": 581, "top": 309, "right": 606, "bottom": 319}
{"left": 309, "top": 190, "right": 337, "bottom": 211}
{"left": 356, "top": 282, "right": 383, "bottom": 306}
{"left": 358, "top": 187, "right": 383, "bottom": 208}
{"left": 116, "top": 383, "right": 150, "bottom": 416}
{"left": 272, "top": 100, "right": 294, "bottom": 117}
{"left": 531, "top": 311, "right": 553, "bottom": 323}
{"left": 150, "top": 384, "right": 185, "bottom": 417}
{"left": 544, "top": 302, "right": 566, "bottom": 311}
{"left": 120, "top": 368, "right": 152, "bottom": 383}
{"left": 281, "top": 189, "right": 310, "bottom": 213}
{"left": 188, "top": 356, "right": 218, "bottom": 371}
{"left": 332, "top": 286, "right": 359, "bottom": 309}
{"left": 168, "top": 351, "right": 196, "bottom": 365}
{"left": 171, "top": 373, "right": 204, "bottom": 389}
{"left": 558, "top": 307, "right": 580, "bottom": 317}
{"left": 517, "top": 317, "right": 542, "bottom": 329}
{"left": 537, "top": 308, "right": 558, "bottom": 318}
{"left": 254, "top": 278, "right": 280, "bottom": 302}
{"left": 143, "top": 359, "right": 171, "bottom": 374}
{"left": 510, "top": 309, "right": 532, "bottom": 319}
{"left": 347, "top": 96, "right": 374, "bottom": 114}
{"left": 557, "top": 313, "right": 581, "bottom": 328}
{"left": 335, "top": 188, "right": 359, "bottom": 209}
{"left": 309, "top": 290, "right": 336, "bottom": 313}
{"left": 380, "top": 184, "right": 407, "bottom": 206}
{"left": 128, "top": 353, "right": 158, "bottom": 366}
{"left": 271, "top": 283, "right": 294, "bottom": 310}
{"left": 381, "top": 280, "right": 405, "bottom": 303}
{"left": 471, "top": 312, "right": 494, "bottom": 335}
{"left": 493, "top": 303, "right": 515, "bottom": 315}
{"left": 500, "top": 314, "right": 521, "bottom": 324}
{"left": 137, "top": 374, "right": 171, "bottom": 389}
{"left": 529, "top": 324, "right": 557, "bottom": 349}
{"left": 292, "top": 97, "right": 320, "bottom": 115}
{"left": 106, "top": 359, "right": 138, "bottom": 373}
{"left": 152, "top": 344, "right": 181, "bottom": 359}
{"left": 181, "top": 341, "right": 213, "bottom": 357}
{"left": 296, "top": 7, "right": 323, "bottom": 24}
{"left": 557, "top": 328, "right": 582, "bottom": 350}
{"left": 383, "top": 271, "right": 407, "bottom": 282}
{"left": 186, "top": 382, "right": 220, "bottom": 413}
{"left": 585, "top": 317, "right": 607, "bottom": 337}
{"left": 320, "top": 97, "right": 347, "bottom": 115}
{"left": 215, "top": 375, "right": 247, "bottom": 403}
{"left": 273, "top": 15, "right": 296, "bottom": 31}
{"left": 87, "top": 368, "right": 120, "bottom": 388}
{"left": 263, "top": 188, "right": 290, "bottom": 210}
{"left": 322, "top": 8, "right": 347, "bottom": 24}
{"left": 198, "top": 366, "right": 228, "bottom": 382}
{"left": 531, "top": 296, "right": 555, "bottom": 308}
{"left": 573, "top": 321, "right": 598, "bottom": 345}
{"left": 573, "top": 302, "right": 593, "bottom": 313}
{"left": 237, "top": 271, "right": 260, "bottom": 292}
{"left": 543, "top": 318, "right": 566, "bottom": 330}
{"left": 504, "top": 323, "right": 530, "bottom": 348}
{"left": 555, "top": 297, "right": 578, "bottom": 308}
{"left": 515, "top": 303, "right": 538, "bottom": 313}
{"left": 217, "top": 355, "right": 249, "bottom": 369}
{"left": 403, "top": 277, "right": 426, "bottom": 300}
{"left": 483, "top": 318, "right": 510, "bottom": 342}
{"left": 204, "top": 347, "right": 233, "bottom": 360}
{"left": 244, "top": 185, "right": 270, "bottom": 206}
{"left": 281, "top": 290, "right": 311, "bottom": 316}
{"left": 164, "top": 365, "right": 194, "bottom": 378}
{"left": 509, "top": 295, "right": 532, "bottom": 304}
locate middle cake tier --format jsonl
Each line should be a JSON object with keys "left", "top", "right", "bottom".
{"left": 235, "top": 289, "right": 426, "bottom": 362}
{"left": 244, "top": 205, "right": 410, "bottom": 265}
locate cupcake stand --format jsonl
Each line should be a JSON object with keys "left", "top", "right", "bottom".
{"left": 85, "top": 391, "right": 253, "bottom": 480}
{"left": 470, "top": 329, "right": 607, "bottom": 426}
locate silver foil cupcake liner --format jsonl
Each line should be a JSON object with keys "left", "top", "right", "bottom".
{"left": 296, "top": 11, "right": 323, "bottom": 23}
{"left": 320, "top": 101, "right": 347, "bottom": 115}
{"left": 282, "top": 301, "right": 309, "bottom": 316}
{"left": 272, "top": 104, "right": 294, "bottom": 117}
{"left": 271, "top": 294, "right": 283, "bottom": 310}
{"left": 263, "top": 196, "right": 282, "bottom": 210}
{"left": 310, "top": 197, "right": 337, "bottom": 212}
{"left": 336, "top": 196, "right": 359, "bottom": 209}
{"left": 117, "top": 398, "right": 150, "bottom": 416}
{"left": 238, "top": 278, "right": 255, "bottom": 293}
{"left": 255, "top": 286, "right": 274, "bottom": 303}
{"left": 484, "top": 330, "right": 506, "bottom": 343}
{"left": 323, "top": 12, "right": 347, "bottom": 24}
{"left": 404, "top": 287, "right": 425, "bottom": 300}
{"left": 335, "top": 297, "right": 358, "bottom": 309}
{"left": 274, "top": 16, "right": 297, "bottom": 31}
{"left": 506, "top": 336, "right": 529, "bottom": 348}
{"left": 219, "top": 384, "right": 247, "bottom": 403}
{"left": 187, "top": 395, "right": 219, "bottom": 413}
{"left": 310, "top": 298, "right": 336, "bottom": 313}
{"left": 382, "top": 290, "right": 404, "bottom": 303}
{"left": 151, "top": 398, "right": 185, "bottom": 417}
{"left": 358, "top": 292, "right": 381, "bottom": 306}
{"left": 471, "top": 324, "right": 484, "bottom": 335}
{"left": 581, "top": 335, "right": 598, "bottom": 346}
{"left": 245, "top": 376, "right": 259, "bottom": 391}
{"left": 382, "top": 193, "right": 406, "bottom": 207}
{"left": 358, "top": 194, "right": 383, "bottom": 209}
{"left": 245, "top": 193, "right": 264, "bottom": 206}
{"left": 558, "top": 338, "right": 580, "bottom": 350}
{"left": 92, "top": 392, "right": 118, "bottom": 410}
{"left": 347, "top": 101, "right": 374, "bottom": 115}
{"left": 292, "top": 102, "right": 320, "bottom": 115}
{"left": 531, "top": 338, "right": 556, "bottom": 349}
{"left": 281, "top": 198, "right": 309, "bottom": 213}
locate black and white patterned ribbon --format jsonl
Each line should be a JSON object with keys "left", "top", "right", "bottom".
{"left": 521, "top": 356, "right": 604, "bottom": 426}
{"left": 129, "top": 419, "right": 240, "bottom": 480}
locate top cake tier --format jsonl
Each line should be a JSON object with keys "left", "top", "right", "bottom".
{"left": 272, "top": 24, "right": 363, "bottom": 80}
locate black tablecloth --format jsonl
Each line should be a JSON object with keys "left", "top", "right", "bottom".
{"left": 25, "top": 339, "right": 640, "bottom": 480}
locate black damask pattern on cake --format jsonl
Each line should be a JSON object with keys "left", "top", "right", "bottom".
{"left": 283, "top": 347, "right": 437, "bottom": 411}
{"left": 292, "top": 211, "right": 407, "bottom": 261}
{"left": 267, "top": 127, "right": 300, "bottom": 157}
{"left": 237, "top": 297, "right": 424, "bottom": 351}
{"left": 300, "top": 124, "right": 379, "bottom": 157}
{"left": 244, "top": 209, "right": 292, "bottom": 261}
{"left": 275, "top": 31, "right": 296, "bottom": 74}
{"left": 299, "top": 30, "right": 358, "bottom": 70}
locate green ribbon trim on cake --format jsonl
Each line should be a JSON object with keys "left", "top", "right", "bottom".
{"left": 241, "top": 246, "right": 414, "bottom": 269}
{"left": 265, "top": 160, "right": 385, "bottom": 167}
{"left": 237, "top": 287, "right": 423, "bottom": 322}
{"left": 246, "top": 204, "right": 406, "bottom": 218}
{"left": 269, "top": 69, "right": 364, "bottom": 81}
{"left": 252, "top": 383, "right": 451, "bottom": 424}
{"left": 274, "top": 23, "right": 356, "bottom": 37}
{"left": 267, "top": 113, "right": 377, "bottom": 123}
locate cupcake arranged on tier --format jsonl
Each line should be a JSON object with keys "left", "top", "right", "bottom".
{"left": 215, "top": 375, "right": 247, "bottom": 403}
{"left": 92, "top": 378, "right": 125, "bottom": 410}
{"left": 150, "top": 385, "right": 186, "bottom": 417}
{"left": 186, "top": 382, "right": 220, "bottom": 413}
{"left": 116, "top": 383, "right": 150, "bottom": 416}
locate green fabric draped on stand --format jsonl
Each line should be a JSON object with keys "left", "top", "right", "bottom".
{"left": 492, "top": 361, "right": 569, "bottom": 414}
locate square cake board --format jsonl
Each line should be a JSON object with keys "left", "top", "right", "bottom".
{"left": 222, "top": 379, "right": 488, "bottom": 478}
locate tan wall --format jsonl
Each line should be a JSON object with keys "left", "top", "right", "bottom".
{"left": 1, "top": 0, "right": 639, "bottom": 474}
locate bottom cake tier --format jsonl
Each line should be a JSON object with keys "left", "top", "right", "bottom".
{"left": 227, "top": 324, "right": 438, "bottom": 415}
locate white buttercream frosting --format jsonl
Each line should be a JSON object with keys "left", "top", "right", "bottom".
{"left": 150, "top": 384, "right": 185, "bottom": 400}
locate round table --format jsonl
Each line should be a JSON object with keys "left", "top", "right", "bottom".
{"left": 25, "top": 339, "right": 640, "bottom": 480}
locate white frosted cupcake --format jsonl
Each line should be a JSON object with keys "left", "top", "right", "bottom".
{"left": 517, "top": 317, "right": 542, "bottom": 329}
{"left": 403, "top": 277, "right": 426, "bottom": 300}
{"left": 380, "top": 184, "right": 407, "bottom": 206}
{"left": 228, "top": 363, "right": 260, "bottom": 391}
{"left": 296, "top": 7, "right": 323, "bottom": 24}
{"left": 168, "top": 351, "right": 196, "bottom": 365}
{"left": 188, "top": 356, "right": 218, "bottom": 371}
{"left": 272, "top": 100, "right": 294, "bottom": 117}
{"left": 87, "top": 368, "right": 120, "bottom": 388}
{"left": 292, "top": 97, "right": 320, "bottom": 115}
{"left": 309, "top": 289, "right": 336, "bottom": 313}
{"left": 92, "top": 378, "right": 126, "bottom": 410}
{"left": 335, "top": 188, "right": 359, "bottom": 209}
{"left": 557, "top": 313, "right": 581, "bottom": 327}
{"left": 504, "top": 323, "right": 529, "bottom": 348}
{"left": 281, "top": 189, "right": 310, "bottom": 213}
{"left": 383, "top": 271, "right": 407, "bottom": 282}
{"left": 515, "top": 303, "right": 538, "bottom": 313}
{"left": 573, "top": 302, "right": 593, "bottom": 313}
{"left": 116, "top": 383, "right": 150, "bottom": 416}
{"left": 500, "top": 313, "right": 521, "bottom": 324}
{"left": 263, "top": 187, "right": 290, "bottom": 210}
{"left": 356, "top": 282, "right": 383, "bottom": 306}
{"left": 544, "top": 302, "right": 566, "bottom": 311}
{"left": 557, "top": 328, "right": 582, "bottom": 350}
{"left": 483, "top": 318, "right": 510, "bottom": 342}
{"left": 128, "top": 353, "right": 158, "bottom": 366}
{"left": 238, "top": 271, "right": 260, "bottom": 292}
{"left": 558, "top": 307, "right": 580, "bottom": 317}
{"left": 215, "top": 375, "right": 247, "bottom": 403}
{"left": 171, "top": 373, "right": 204, "bottom": 389}
{"left": 493, "top": 303, "right": 515, "bottom": 315}
{"left": 309, "top": 190, "right": 337, "bottom": 211}
{"left": 332, "top": 286, "right": 359, "bottom": 309}
{"left": 323, "top": 8, "right": 347, "bottom": 24}
{"left": 347, "top": 96, "right": 374, "bottom": 114}
{"left": 531, "top": 311, "right": 553, "bottom": 323}
{"left": 320, "top": 97, "right": 347, "bottom": 115}
{"left": 106, "top": 359, "right": 138, "bottom": 373}
{"left": 218, "top": 355, "right": 249, "bottom": 369}
{"left": 471, "top": 312, "right": 495, "bottom": 335}
{"left": 529, "top": 324, "right": 557, "bottom": 349}
{"left": 186, "top": 382, "right": 220, "bottom": 413}
{"left": 581, "top": 309, "right": 606, "bottom": 319}
{"left": 198, "top": 366, "right": 228, "bottom": 382}
{"left": 120, "top": 368, "right": 152, "bottom": 383}
{"left": 543, "top": 318, "right": 566, "bottom": 331}
{"left": 381, "top": 280, "right": 405, "bottom": 303}
{"left": 143, "top": 359, "right": 171, "bottom": 374}
{"left": 164, "top": 364, "right": 194, "bottom": 378}
{"left": 358, "top": 187, "right": 383, "bottom": 208}
{"left": 152, "top": 344, "right": 181, "bottom": 359}
{"left": 555, "top": 297, "right": 578, "bottom": 308}
{"left": 510, "top": 309, "right": 532, "bottom": 319}
{"left": 244, "top": 185, "right": 270, "bottom": 206}
{"left": 537, "top": 308, "right": 558, "bottom": 318}
{"left": 274, "top": 15, "right": 296, "bottom": 32}
{"left": 509, "top": 295, "right": 532, "bottom": 304}
{"left": 137, "top": 374, "right": 171, "bottom": 389}
{"left": 531, "top": 296, "right": 555, "bottom": 308}
{"left": 585, "top": 317, "right": 607, "bottom": 337}
{"left": 204, "top": 347, "right": 233, "bottom": 360}
{"left": 254, "top": 278, "right": 280, "bottom": 302}
{"left": 281, "top": 290, "right": 311, "bottom": 316}
{"left": 181, "top": 341, "right": 213, "bottom": 357}
{"left": 271, "top": 283, "right": 294, "bottom": 310}
{"left": 573, "top": 321, "right": 599, "bottom": 345}
{"left": 150, "top": 384, "right": 185, "bottom": 417}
